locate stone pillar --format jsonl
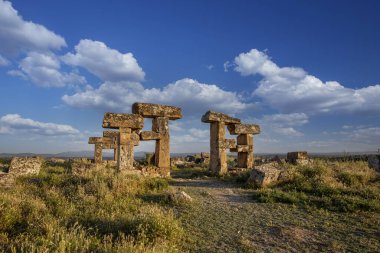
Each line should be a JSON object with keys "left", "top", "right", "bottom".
{"left": 88, "top": 137, "right": 104, "bottom": 164}
{"left": 228, "top": 123, "right": 260, "bottom": 169}
{"left": 102, "top": 113, "right": 144, "bottom": 171}
{"left": 201, "top": 111, "right": 241, "bottom": 175}
{"left": 132, "top": 102, "right": 182, "bottom": 177}
{"left": 103, "top": 131, "right": 120, "bottom": 162}
{"left": 153, "top": 117, "right": 170, "bottom": 170}
{"left": 210, "top": 121, "right": 227, "bottom": 174}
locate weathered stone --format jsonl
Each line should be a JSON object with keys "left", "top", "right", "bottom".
{"left": 140, "top": 131, "right": 162, "bottom": 140}
{"left": 153, "top": 117, "right": 170, "bottom": 170}
{"left": 230, "top": 145, "right": 253, "bottom": 153}
{"left": 201, "top": 111, "right": 241, "bottom": 124}
{"left": 223, "top": 139, "right": 237, "bottom": 149}
{"left": 287, "top": 151, "right": 309, "bottom": 165}
{"left": 141, "top": 165, "right": 170, "bottom": 177}
{"left": 132, "top": 102, "right": 182, "bottom": 120}
{"left": 368, "top": 155, "right": 380, "bottom": 172}
{"left": 1, "top": 157, "right": 43, "bottom": 187}
{"left": 103, "top": 131, "right": 119, "bottom": 138}
{"left": 247, "top": 164, "right": 282, "bottom": 187}
{"left": 9, "top": 157, "right": 43, "bottom": 175}
{"left": 102, "top": 113, "right": 144, "bottom": 129}
{"left": 169, "top": 191, "right": 193, "bottom": 203}
{"left": 228, "top": 123, "right": 261, "bottom": 135}
{"left": 88, "top": 137, "right": 113, "bottom": 164}
{"left": 210, "top": 121, "right": 228, "bottom": 175}
{"left": 118, "top": 128, "right": 138, "bottom": 171}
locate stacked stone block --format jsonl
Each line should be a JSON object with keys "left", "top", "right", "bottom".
{"left": 132, "top": 102, "right": 182, "bottom": 176}
{"left": 202, "top": 111, "right": 261, "bottom": 175}
{"left": 201, "top": 111, "right": 240, "bottom": 175}
{"left": 102, "top": 113, "right": 143, "bottom": 171}
{"left": 228, "top": 123, "right": 260, "bottom": 169}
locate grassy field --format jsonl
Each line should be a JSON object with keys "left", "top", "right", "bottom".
{"left": 0, "top": 159, "right": 379, "bottom": 252}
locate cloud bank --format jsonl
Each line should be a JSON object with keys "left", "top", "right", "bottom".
{"left": 0, "top": 114, "right": 79, "bottom": 136}
{"left": 0, "top": 0, "right": 66, "bottom": 56}
{"left": 234, "top": 49, "right": 380, "bottom": 115}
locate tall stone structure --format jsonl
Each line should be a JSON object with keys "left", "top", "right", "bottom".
{"left": 228, "top": 123, "right": 260, "bottom": 169}
{"left": 132, "top": 102, "right": 182, "bottom": 176}
{"left": 88, "top": 136, "right": 116, "bottom": 164}
{"left": 102, "top": 113, "right": 143, "bottom": 171}
{"left": 201, "top": 111, "right": 241, "bottom": 175}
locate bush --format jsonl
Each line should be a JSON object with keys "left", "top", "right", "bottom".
{"left": 253, "top": 160, "right": 380, "bottom": 212}
{"left": 0, "top": 163, "right": 183, "bottom": 252}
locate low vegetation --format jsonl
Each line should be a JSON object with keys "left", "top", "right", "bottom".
{"left": 252, "top": 159, "right": 380, "bottom": 212}
{"left": 0, "top": 162, "right": 182, "bottom": 252}
{"left": 1, "top": 158, "right": 379, "bottom": 252}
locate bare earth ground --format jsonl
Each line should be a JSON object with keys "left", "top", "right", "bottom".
{"left": 169, "top": 177, "right": 380, "bottom": 253}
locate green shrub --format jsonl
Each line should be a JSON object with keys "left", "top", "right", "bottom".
{"left": 253, "top": 161, "right": 380, "bottom": 213}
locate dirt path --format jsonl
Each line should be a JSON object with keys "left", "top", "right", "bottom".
{"left": 169, "top": 177, "right": 380, "bottom": 253}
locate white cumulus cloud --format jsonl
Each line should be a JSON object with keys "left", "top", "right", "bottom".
{"left": 248, "top": 113, "right": 308, "bottom": 137}
{"left": 0, "top": 0, "right": 66, "bottom": 56}
{"left": 62, "top": 78, "right": 254, "bottom": 115}
{"left": 13, "top": 52, "right": 86, "bottom": 87}
{"left": 0, "top": 114, "right": 80, "bottom": 136}
{"left": 234, "top": 49, "right": 380, "bottom": 114}
{"left": 62, "top": 39, "right": 145, "bottom": 82}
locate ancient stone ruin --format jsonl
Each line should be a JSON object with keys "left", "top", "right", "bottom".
{"left": 0, "top": 157, "right": 43, "bottom": 187}
{"left": 287, "top": 151, "right": 310, "bottom": 165}
{"left": 102, "top": 112, "right": 143, "bottom": 171}
{"left": 86, "top": 102, "right": 182, "bottom": 177}
{"left": 88, "top": 136, "right": 117, "bottom": 164}
{"left": 132, "top": 102, "right": 182, "bottom": 177}
{"left": 201, "top": 111, "right": 260, "bottom": 175}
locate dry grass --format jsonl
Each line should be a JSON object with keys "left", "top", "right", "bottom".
{"left": 0, "top": 163, "right": 183, "bottom": 252}
{"left": 252, "top": 159, "right": 380, "bottom": 212}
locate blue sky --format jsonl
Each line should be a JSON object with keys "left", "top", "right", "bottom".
{"left": 0, "top": 0, "right": 379, "bottom": 154}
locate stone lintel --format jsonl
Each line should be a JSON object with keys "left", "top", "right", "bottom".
{"left": 102, "top": 113, "right": 144, "bottom": 129}
{"left": 201, "top": 111, "right": 241, "bottom": 124}
{"left": 132, "top": 102, "right": 182, "bottom": 120}
{"left": 89, "top": 137, "right": 114, "bottom": 145}
{"left": 228, "top": 124, "right": 260, "bottom": 135}
{"left": 140, "top": 131, "right": 162, "bottom": 140}
{"left": 103, "top": 131, "right": 119, "bottom": 138}
{"left": 88, "top": 137, "right": 103, "bottom": 144}
{"left": 230, "top": 145, "right": 253, "bottom": 153}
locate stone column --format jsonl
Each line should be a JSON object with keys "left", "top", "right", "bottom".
{"left": 132, "top": 102, "right": 182, "bottom": 177}
{"left": 102, "top": 113, "right": 143, "bottom": 171}
{"left": 201, "top": 111, "right": 241, "bottom": 175}
{"left": 153, "top": 117, "right": 170, "bottom": 170}
{"left": 228, "top": 124, "right": 260, "bottom": 169}
{"left": 88, "top": 137, "right": 104, "bottom": 164}
{"left": 103, "top": 131, "right": 120, "bottom": 162}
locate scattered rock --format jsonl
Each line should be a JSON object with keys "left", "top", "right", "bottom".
{"left": 368, "top": 155, "right": 380, "bottom": 172}
{"left": 287, "top": 151, "right": 310, "bottom": 165}
{"left": 0, "top": 157, "right": 44, "bottom": 187}
{"left": 247, "top": 163, "right": 282, "bottom": 188}
{"left": 169, "top": 191, "right": 193, "bottom": 203}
